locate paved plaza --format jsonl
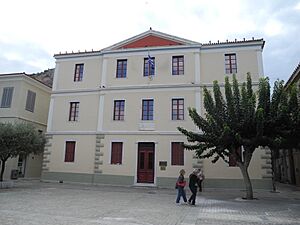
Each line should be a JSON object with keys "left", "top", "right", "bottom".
{"left": 0, "top": 180, "right": 299, "bottom": 225}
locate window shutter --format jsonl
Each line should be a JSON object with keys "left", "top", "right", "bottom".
{"left": 65, "top": 141, "right": 75, "bottom": 162}
{"left": 111, "top": 142, "right": 123, "bottom": 164}
{"left": 1, "top": 87, "right": 14, "bottom": 108}
{"left": 171, "top": 142, "right": 184, "bottom": 165}
{"left": 25, "top": 90, "right": 36, "bottom": 112}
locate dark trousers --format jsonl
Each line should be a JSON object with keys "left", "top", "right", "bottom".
{"left": 198, "top": 180, "right": 203, "bottom": 192}
{"left": 188, "top": 185, "right": 197, "bottom": 205}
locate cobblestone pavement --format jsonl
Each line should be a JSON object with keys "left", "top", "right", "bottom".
{"left": 0, "top": 180, "right": 299, "bottom": 225}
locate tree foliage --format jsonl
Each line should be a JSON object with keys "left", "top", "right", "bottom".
{"left": 263, "top": 80, "right": 300, "bottom": 150}
{"left": 178, "top": 73, "right": 300, "bottom": 198}
{"left": 0, "top": 122, "right": 46, "bottom": 181}
{"left": 178, "top": 73, "right": 267, "bottom": 199}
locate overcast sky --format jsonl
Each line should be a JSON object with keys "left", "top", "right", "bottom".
{"left": 0, "top": 0, "right": 299, "bottom": 84}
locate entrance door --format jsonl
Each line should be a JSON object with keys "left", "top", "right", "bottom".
{"left": 137, "top": 143, "right": 155, "bottom": 183}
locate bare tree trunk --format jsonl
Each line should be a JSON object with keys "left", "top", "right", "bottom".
{"left": 237, "top": 147, "right": 255, "bottom": 199}
{"left": 0, "top": 160, "right": 6, "bottom": 182}
{"left": 239, "top": 164, "right": 253, "bottom": 199}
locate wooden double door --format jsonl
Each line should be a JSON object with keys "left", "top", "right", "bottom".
{"left": 137, "top": 143, "right": 155, "bottom": 183}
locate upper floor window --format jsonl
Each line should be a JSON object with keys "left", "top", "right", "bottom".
{"left": 111, "top": 142, "right": 123, "bottom": 164}
{"left": 144, "top": 57, "right": 155, "bottom": 76}
{"left": 69, "top": 102, "right": 79, "bottom": 121}
{"left": 65, "top": 141, "right": 75, "bottom": 162}
{"left": 25, "top": 90, "right": 36, "bottom": 112}
{"left": 172, "top": 56, "right": 184, "bottom": 75}
{"left": 74, "top": 64, "right": 84, "bottom": 81}
{"left": 172, "top": 98, "right": 184, "bottom": 120}
{"left": 116, "top": 59, "right": 127, "bottom": 78}
{"left": 142, "top": 99, "right": 153, "bottom": 120}
{"left": 171, "top": 142, "right": 184, "bottom": 165}
{"left": 225, "top": 53, "right": 237, "bottom": 74}
{"left": 113, "top": 100, "right": 125, "bottom": 121}
{"left": 0, "top": 87, "right": 14, "bottom": 108}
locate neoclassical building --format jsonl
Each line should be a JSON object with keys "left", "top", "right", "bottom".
{"left": 0, "top": 72, "right": 51, "bottom": 180}
{"left": 42, "top": 29, "right": 272, "bottom": 188}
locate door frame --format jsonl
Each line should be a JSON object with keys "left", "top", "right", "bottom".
{"left": 134, "top": 141, "right": 157, "bottom": 186}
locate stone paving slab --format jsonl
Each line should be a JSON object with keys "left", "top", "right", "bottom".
{"left": 0, "top": 180, "right": 299, "bottom": 225}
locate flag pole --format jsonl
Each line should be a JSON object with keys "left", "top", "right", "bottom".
{"left": 148, "top": 50, "right": 150, "bottom": 79}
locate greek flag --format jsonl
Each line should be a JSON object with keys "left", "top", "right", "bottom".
{"left": 148, "top": 54, "right": 155, "bottom": 69}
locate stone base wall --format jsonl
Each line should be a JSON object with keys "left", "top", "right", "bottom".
{"left": 42, "top": 171, "right": 272, "bottom": 189}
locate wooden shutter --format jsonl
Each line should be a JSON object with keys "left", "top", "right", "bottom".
{"left": 111, "top": 142, "right": 123, "bottom": 164}
{"left": 65, "top": 141, "right": 75, "bottom": 162}
{"left": 25, "top": 90, "right": 36, "bottom": 112}
{"left": 1, "top": 87, "right": 14, "bottom": 108}
{"left": 171, "top": 142, "right": 184, "bottom": 165}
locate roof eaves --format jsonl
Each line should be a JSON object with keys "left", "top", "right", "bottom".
{"left": 54, "top": 49, "right": 102, "bottom": 58}
{"left": 25, "top": 74, "right": 52, "bottom": 88}
{"left": 101, "top": 43, "right": 202, "bottom": 55}
{"left": 0, "top": 72, "right": 52, "bottom": 89}
{"left": 202, "top": 38, "right": 265, "bottom": 49}
{"left": 0, "top": 72, "right": 26, "bottom": 76}
{"left": 285, "top": 62, "right": 300, "bottom": 89}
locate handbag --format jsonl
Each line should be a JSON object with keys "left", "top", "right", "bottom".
{"left": 176, "top": 181, "right": 186, "bottom": 187}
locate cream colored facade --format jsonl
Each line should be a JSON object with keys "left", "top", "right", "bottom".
{"left": 43, "top": 30, "right": 272, "bottom": 188}
{"left": 0, "top": 73, "right": 51, "bottom": 180}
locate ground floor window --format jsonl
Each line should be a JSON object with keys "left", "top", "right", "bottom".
{"left": 171, "top": 142, "right": 184, "bottom": 165}
{"left": 65, "top": 141, "right": 76, "bottom": 162}
{"left": 111, "top": 142, "right": 123, "bottom": 164}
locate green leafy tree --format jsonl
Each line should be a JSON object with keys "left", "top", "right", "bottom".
{"left": 265, "top": 81, "right": 300, "bottom": 186}
{"left": 178, "top": 74, "right": 266, "bottom": 199}
{"left": 284, "top": 85, "right": 300, "bottom": 149}
{"left": 0, "top": 123, "right": 45, "bottom": 182}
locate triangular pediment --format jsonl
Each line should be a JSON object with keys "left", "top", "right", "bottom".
{"left": 117, "top": 34, "right": 183, "bottom": 49}
{"left": 104, "top": 29, "right": 200, "bottom": 51}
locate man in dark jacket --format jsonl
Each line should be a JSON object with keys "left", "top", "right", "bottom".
{"left": 188, "top": 169, "right": 200, "bottom": 205}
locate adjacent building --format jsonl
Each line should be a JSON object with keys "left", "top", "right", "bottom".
{"left": 42, "top": 29, "right": 272, "bottom": 188}
{"left": 0, "top": 72, "right": 52, "bottom": 180}
{"left": 276, "top": 62, "right": 300, "bottom": 186}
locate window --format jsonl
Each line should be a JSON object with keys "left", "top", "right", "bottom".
{"left": 1, "top": 87, "right": 14, "bottom": 108}
{"left": 65, "top": 141, "right": 75, "bottom": 162}
{"left": 25, "top": 90, "right": 36, "bottom": 112}
{"left": 171, "top": 142, "right": 184, "bottom": 165}
{"left": 172, "top": 98, "right": 184, "bottom": 120}
{"left": 116, "top": 59, "right": 127, "bottom": 78}
{"left": 74, "top": 64, "right": 84, "bottom": 81}
{"left": 111, "top": 142, "right": 123, "bottom": 164}
{"left": 142, "top": 99, "right": 153, "bottom": 120}
{"left": 229, "top": 147, "right": 241, "bottom": 167}
{"left": 143, "top": 57, "right": 155, "bottom": 76}
{"left": 225, "top": 53, "right": 237, "bottom": 74}
{"left": 172, "top": 56, "right": 184, "bottom": 75}
{"left": 69, "top": 102, "right": 79, "bottom": 121}
{"left": 113, "top": 100, "right": 125, "bottom": 121}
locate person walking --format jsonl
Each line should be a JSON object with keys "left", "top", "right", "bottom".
{"left": 197, "top": 169, "right": 205, "bottom": 192}
{"left": 188, "top": 169, "right": 200, "bottom": 205}
{"left": 175, "top": 169, "right": 187, "bottom": 205}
